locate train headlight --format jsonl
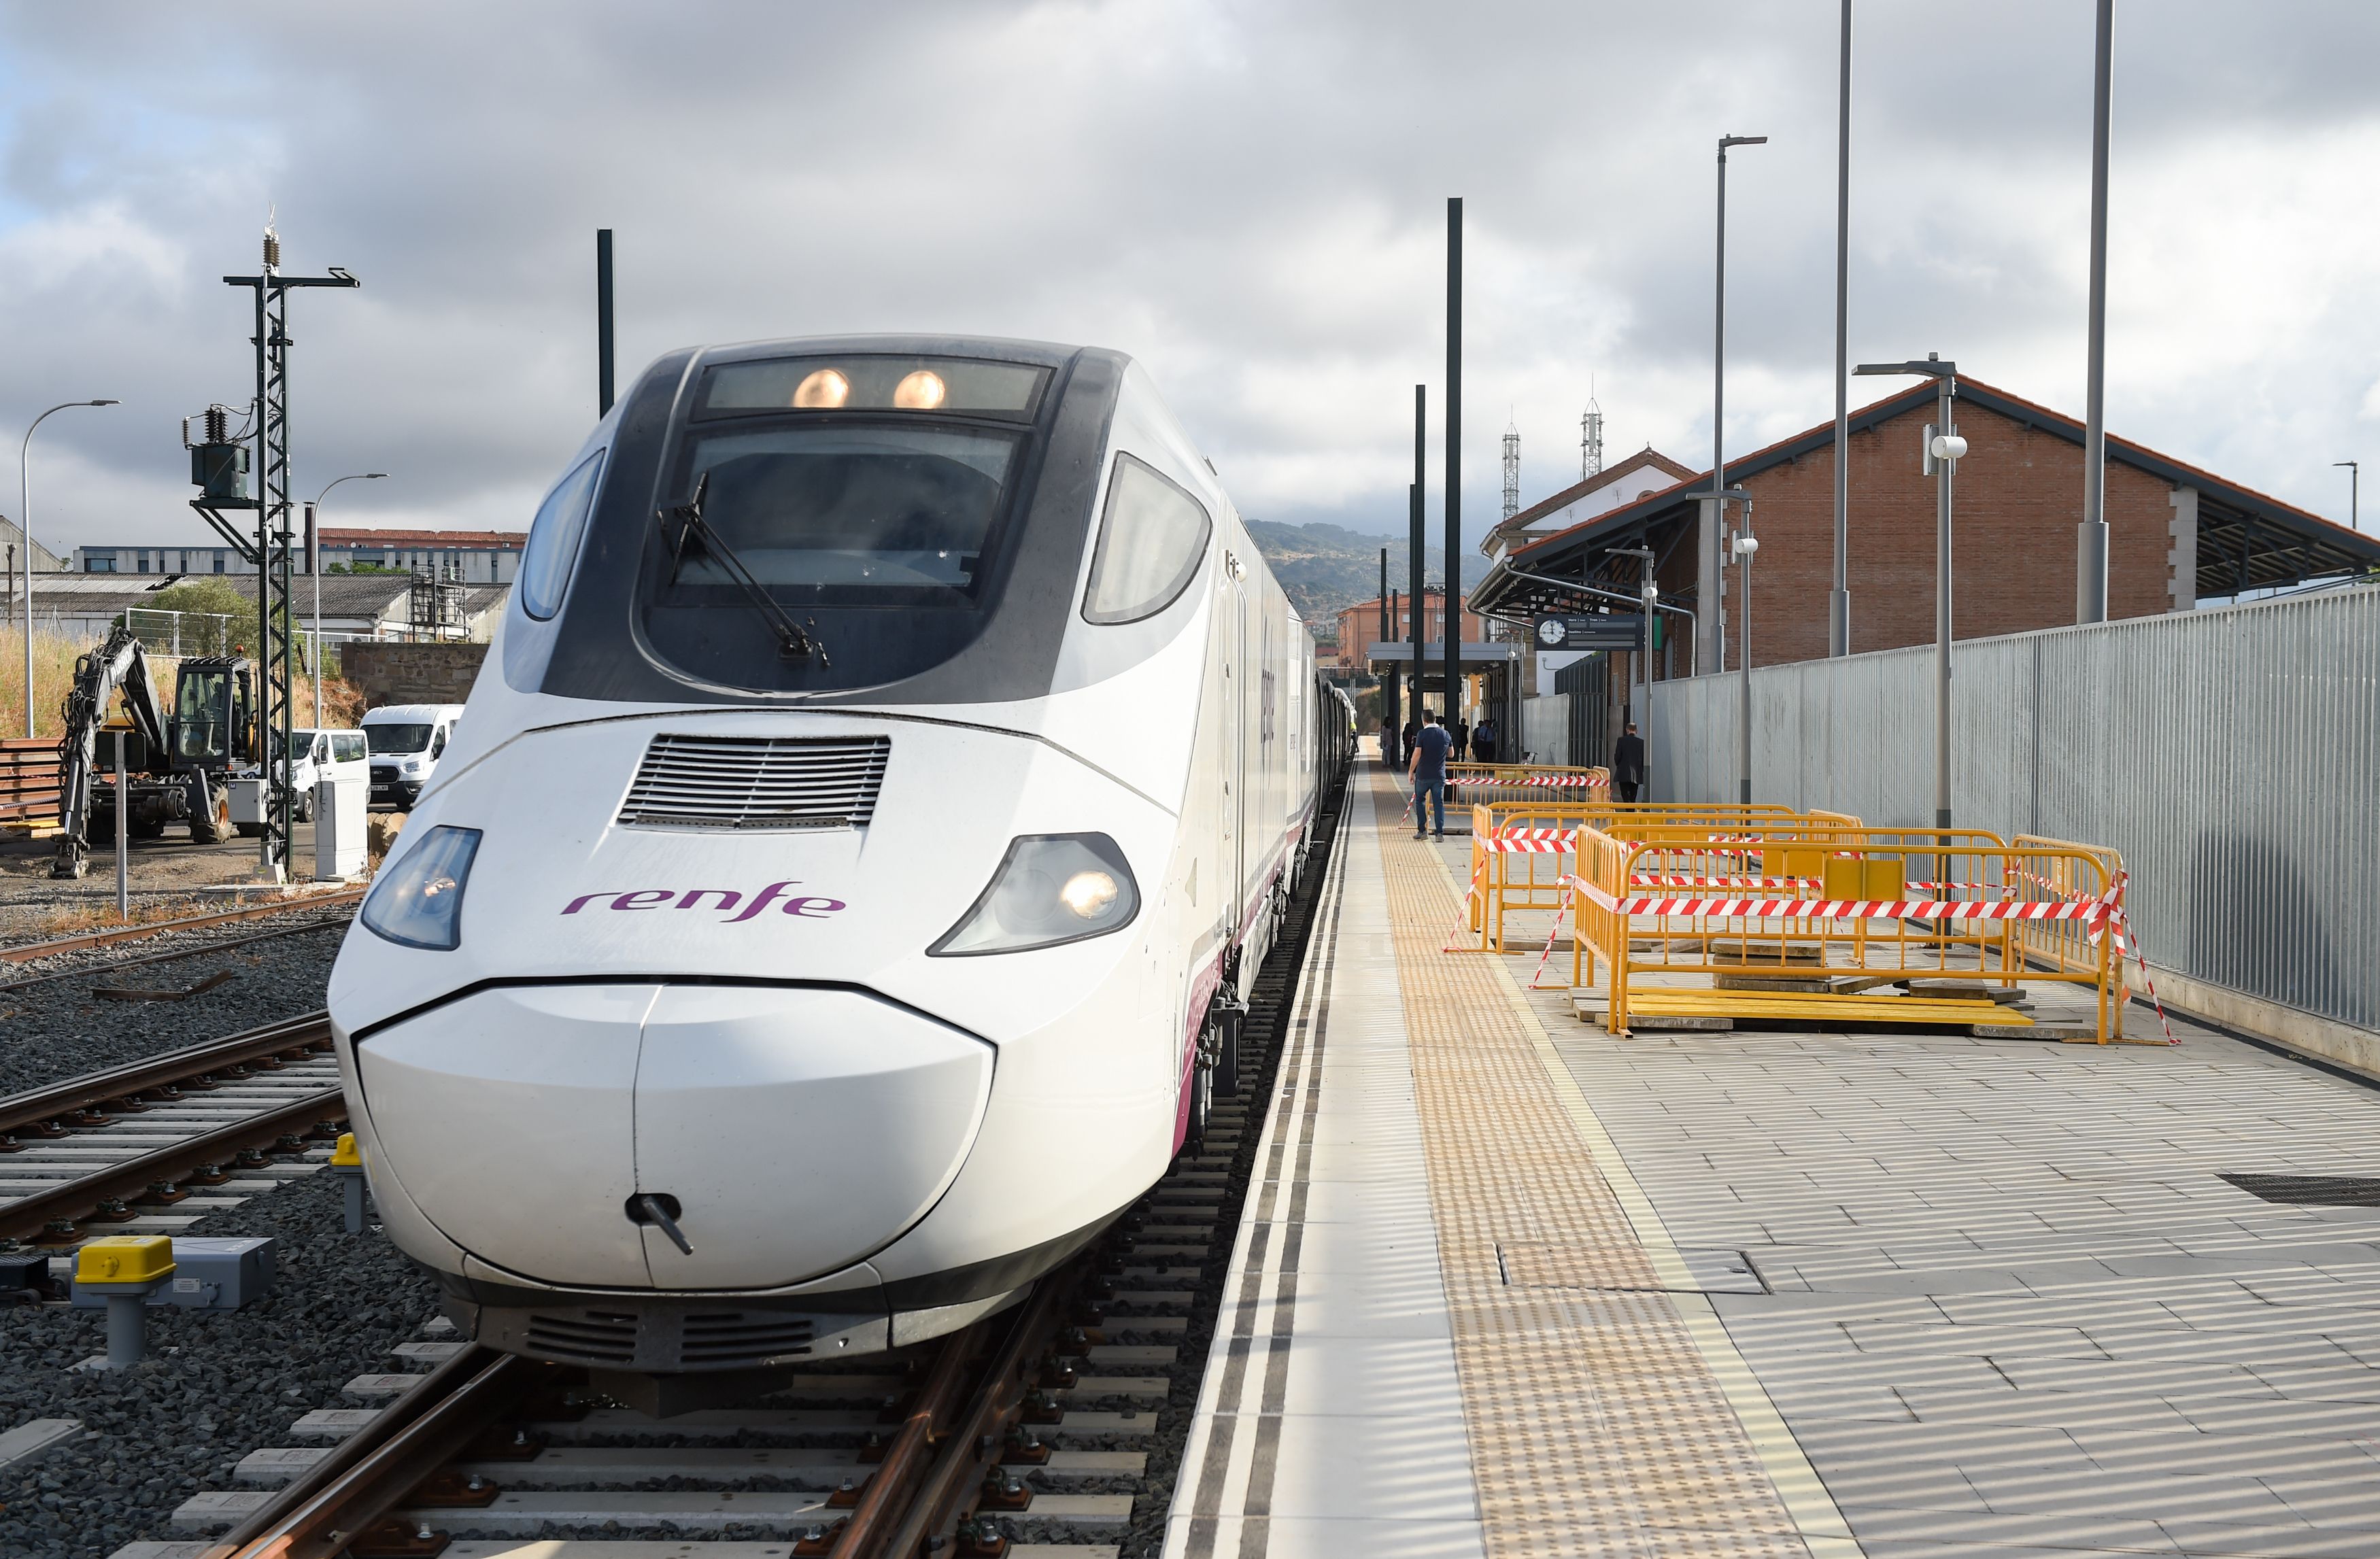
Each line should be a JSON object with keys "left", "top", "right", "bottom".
{"left": 893, "top": 369, "right": 947, "bottom": 409}
{"left": 360, "top": 825, "right": 482, "bottom": 951}
{"left": 928, "top": 834, "right": 1140, "bottom": 957}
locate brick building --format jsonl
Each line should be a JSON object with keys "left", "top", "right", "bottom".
{"left": 1473, "top": 375, "right": 2378, "bottom": 681}
{"left": 1331, "top": 589, "right": 1483, "bottom": 673}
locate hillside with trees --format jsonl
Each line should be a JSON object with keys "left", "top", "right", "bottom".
{"left": 1244, "top": 521, "right": 1444, "bottom": 634}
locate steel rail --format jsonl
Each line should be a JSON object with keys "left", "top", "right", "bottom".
{"left": 0, "top": 1084, "right": 345, "bottom": 1244}
{"left": 0, "top": 1012, "right": 333, "bottom": 1140}
{"left": 0, "top": 887, "right": 365, "bottom": 965}
{"left": 205, "top": 1346, "right": 538, "bottom": 1559}
{"left": 880, "top": 1269, "right": 1076, "bottom": 1556}
{"left": 0, "top": 914, "right": 350, "bottom": 995}
{"left": 831, "top": 1319, "right": 985, "bottom": 1558}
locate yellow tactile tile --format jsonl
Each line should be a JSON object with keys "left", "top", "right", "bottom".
{"left": 1374, "top": 768, "right": 1816, "bottom": 1558}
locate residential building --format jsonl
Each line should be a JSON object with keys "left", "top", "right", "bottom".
{"left": 1331, "top": 589, "right": 1483, "bottom": 674}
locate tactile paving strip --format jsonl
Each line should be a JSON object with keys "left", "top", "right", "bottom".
{"left": 1374, "top": 770, "right": 1816, "bottom": 1557}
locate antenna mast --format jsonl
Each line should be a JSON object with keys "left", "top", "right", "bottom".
{"left": 1581, "top": 381, "right": 1605, "bottom": 481}
{"left": 1501, "top": 414, "right": 1520, "bottom": 521}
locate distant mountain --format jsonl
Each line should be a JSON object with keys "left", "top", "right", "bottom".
{"left": 1244, "top": 521, "right": 1445, "bottom": 636}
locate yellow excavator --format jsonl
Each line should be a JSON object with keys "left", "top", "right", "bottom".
{"left": 52, "top": 624, "right": 256, "bottom": 878}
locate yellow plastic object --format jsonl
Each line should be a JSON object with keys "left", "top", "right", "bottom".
{"left": 330, "top": 1132, "right": 362, "bottom": 1167}
{"left": 1821, "top": 854, "right": 1906, "bottom": 901}
{"left": 76, "top": 1235, "right": 175, "bottom": 1285}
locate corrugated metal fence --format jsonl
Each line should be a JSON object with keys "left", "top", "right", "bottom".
{"left": 1652, "top": 588, "right": 2380, "bottom": 1035}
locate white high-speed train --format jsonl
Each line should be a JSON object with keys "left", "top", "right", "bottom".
{"left": 328, "top": 336, "right": 1348, "bottom": 1399}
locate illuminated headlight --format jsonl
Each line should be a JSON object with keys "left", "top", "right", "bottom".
{"left": 360, "top": 826, "right": 482, "bottom": 951}
{"left": 928, "top": 834, "right": 1140, "bottom": 957}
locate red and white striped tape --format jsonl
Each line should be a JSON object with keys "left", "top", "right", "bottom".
{"left": 1574, "top": 885, "right": 2112, "bottom": 923}
{"left": 1479, "top": 828, "right": 1576, "bottom": 854}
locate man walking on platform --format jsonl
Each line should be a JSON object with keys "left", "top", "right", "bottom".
{"left": 1409, "top": 711, "right": 1452, "bottom": 840}
{"left": 1471, "top": 717, "right": 1495, "bottom": 764}
{"left": 1613, "top": 721, "right": 1645, "bottom": 804}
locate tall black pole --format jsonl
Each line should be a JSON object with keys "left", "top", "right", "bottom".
{"left": 1444, "top": 198, "right": 1462, "bottom": 734}
{"left": 1410, "top": 390, "right": 1425, "bottom": 723}
{"left": 1380, "top": 547, "right": 1396, "bottom": 763}
{"left": 2077, "top": 0, "right": 2112, "bottom": 623}
{"left": 598, "top": 228, "right": 616, "bottom": 417}
{"left": 1831, "top": 0, "right": 1853, "bottom": 656}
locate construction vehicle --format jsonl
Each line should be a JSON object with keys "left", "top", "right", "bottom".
{"left": 52, "top": 625, "right": 256, "bottom": 878}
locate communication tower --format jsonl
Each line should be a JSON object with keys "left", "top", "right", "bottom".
{"left": 1581, "top": 383, "right": 1605, "bottom": 481}
{"left": 1501, "top": 415, "right": 1520, "bottom": 521}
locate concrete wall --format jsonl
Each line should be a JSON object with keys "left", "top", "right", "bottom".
{"left": 340, "top": 641, "right": 490, "bottom": 708}
{"left": 1652, "top": 587, "right": 2380, "bottom": 1072}
{"left": 1520, "top": 695, "right": 1570, "bottom": 766}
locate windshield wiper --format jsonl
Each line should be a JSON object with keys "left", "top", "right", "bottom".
{"left": 658, "top": 473, "right": 830, "bottom": 666}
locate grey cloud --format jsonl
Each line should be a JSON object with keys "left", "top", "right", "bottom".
{"left": 2, "top": 1, "right": 2375, "bottom": 555}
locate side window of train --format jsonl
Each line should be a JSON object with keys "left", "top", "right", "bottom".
{"left": 517, "top": 449, "right": 607, "bottom": 621}
{"left": 1081, "top": 454, "right": 1212, "bottom": 625}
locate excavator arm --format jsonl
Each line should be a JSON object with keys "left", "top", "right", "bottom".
{"left": 52, "top": 625, "right": 169, "bottom": 879}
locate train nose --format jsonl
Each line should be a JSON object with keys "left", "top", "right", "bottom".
{"left": 355, "top": 984, "right": 996, "bottom": 1290}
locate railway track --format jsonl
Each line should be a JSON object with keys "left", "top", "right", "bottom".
{"left": 158, "top": 771, "right": 1351, "bottom": 1559}
{"left": 0, "top": 889, "right": 364, "bottom": 967}
{"left": 0, "top": 1012, "right": 345, "bottom": 1247}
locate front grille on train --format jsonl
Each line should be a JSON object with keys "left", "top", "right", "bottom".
{"left": 615, "top": 734, "right": 890, "bottom": 831}
{"left": 678, "top": 1311, "right": 816, "bottom": 1365}
{"left": 524, "top": 1309, "right": 639, "bottom": 1364}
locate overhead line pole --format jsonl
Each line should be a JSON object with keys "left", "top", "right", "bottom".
{"left": 1445, "top": 198, "right": 1462, "bottom": 737}
{"left": 1831, "top": 0, "right": 1854, "bottom": 657}
{"left": 219, "top": 226, "right": 358, "bottom": 881}
{"left": 597, "top": 229, "right": 616, "bottom": 417}
{"left": 1410, "top": 388, "right": 1426, "bottom": 722}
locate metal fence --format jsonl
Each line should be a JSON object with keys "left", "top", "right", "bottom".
{"left": 1652, "top": 587, "right": 2380, "bottom": 1035}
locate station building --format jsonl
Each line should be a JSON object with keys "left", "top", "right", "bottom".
{"left": 1469, "top": 375, "right": 2380, "bottom": 764}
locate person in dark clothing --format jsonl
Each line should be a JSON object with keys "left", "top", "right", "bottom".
{"left": 1613, "top": 721, "right": 1645, "bottom": 804}
{"left": 1471, "top": 719, "right": 1495, "bottom": 763}
{"left": 1401, "top": 721, "right": 1418, "bottom": 769}
{"left": 1408, "top": 712, "right": 1453, "bottom": 840}
{"left": 1452, "top": 719, "right": 1471, "bottom": 763}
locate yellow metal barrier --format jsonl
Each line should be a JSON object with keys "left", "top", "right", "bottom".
{"left": 1567, "top": 824, "right": 2140, "bottom": 1042}
{"left": 1462, "top": 802, "right": 1862, "bottom": 954}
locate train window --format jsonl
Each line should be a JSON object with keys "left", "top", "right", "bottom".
{"left": 660, "top": 424, "right": 1017, "bottom": 594}
{"left": 635, "top": 419, "right": 1029, "bottom": 692}
{"left": 518, "top": 450, "right": 605, "bottom": 620}
{"left": 1081, "top": 456, "right": 1210, "bottom": 626}
{"left": 698, "top": 356, "right": 1049, "bottom": 421}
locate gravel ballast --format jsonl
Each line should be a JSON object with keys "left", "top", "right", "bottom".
{"left": 0, "top": 1167, "right": 441, "bottom": 1558}
{"left": 0, "top": 914, "right": 350, "bottom": 1096}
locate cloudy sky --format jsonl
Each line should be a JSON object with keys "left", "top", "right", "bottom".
{"left": 3, "top": 1, "right": 2376, "bottom": 555}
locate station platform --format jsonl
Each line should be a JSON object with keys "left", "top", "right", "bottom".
{"left": 1166, "top": 760, "right": 2380, "bottom": 1558}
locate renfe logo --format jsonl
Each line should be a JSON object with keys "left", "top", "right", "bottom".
{"left": 562, "top": 882, "right": 848, "bottom": 923}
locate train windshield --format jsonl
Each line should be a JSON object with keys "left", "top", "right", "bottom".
{"left": 637, "top": 419, "right": 1028, "bottom": 692}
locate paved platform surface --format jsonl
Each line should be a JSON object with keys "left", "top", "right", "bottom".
{"left": 1172, "top": 759, "right": 2380, "bottom": 1558}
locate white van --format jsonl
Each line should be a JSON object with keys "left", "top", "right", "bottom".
{"left": 362, "top": 703, "right": 466, "bottom": 811}
{"left": 284, "top": 728, "right": 369, "bottom": 821}
{"left": 235, "top": 728, "right": 370, "bottom": 834}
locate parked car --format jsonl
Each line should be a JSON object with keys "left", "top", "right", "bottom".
{"left": 363, "top": 703, "right": 466, "bottom": 811}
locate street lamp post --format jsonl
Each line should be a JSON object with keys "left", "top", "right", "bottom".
{"left": 19, "top": 399, "right": 120, "bottom": 738}
{"left": 1855, "top": 356, "right": 1962, "bottom": 829}
{"left": 1711, "top": 133, "right": 1766, "bottom": 686}
{"left": 306, "top": 474, "right": 386, "bottom": 726}
{"left": 2336, "top": 462, "right": 2359, "bottom": 532}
